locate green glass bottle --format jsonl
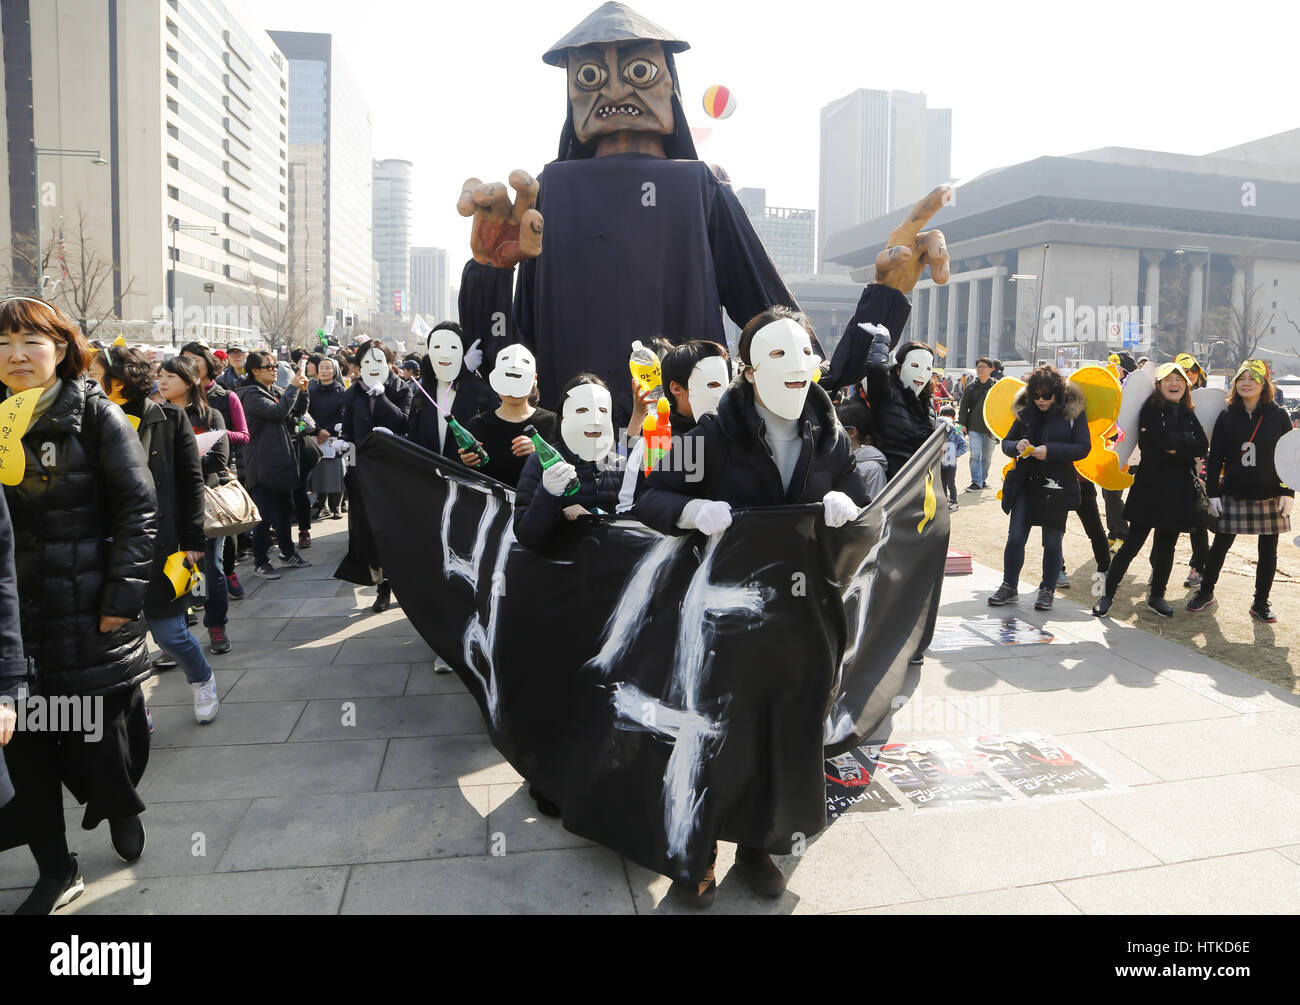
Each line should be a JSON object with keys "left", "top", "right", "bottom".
{"left": 525, "top": 424, "right": 578, "bottom": 496}
{"left": 448, "top": 415, "right": 488, "bottom": 467}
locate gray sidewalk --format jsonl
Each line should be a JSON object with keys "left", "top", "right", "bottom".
{"left": 2, "top": 517, "right": 1299, "bottom": 914}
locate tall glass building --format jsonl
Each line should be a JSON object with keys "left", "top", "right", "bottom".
{"left": 373, "top": 159, "right": 411, "bottom": 318}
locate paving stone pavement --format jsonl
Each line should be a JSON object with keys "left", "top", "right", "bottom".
{"left": 2, "top": 519, "right": 1299, "bottom": 915}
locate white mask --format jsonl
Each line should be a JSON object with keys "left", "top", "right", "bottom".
{"left": 687, "top": 355, "right": 730, "bottom": 418}
{"left": 359, "top": 347, "right": 388, "bottom": 389}
{"left": 900, "top": 348, "right": 934, "bottom": 398}
{"left": 427, "top": 329, "right": 463, "bottom": 383}
{"left": 489, "top": 343, "right": 536, "bottom": 399}
{"left": 746, "top": 318, "right": 816, "bottom": 420}
{"left": 560, "top": 383, "right": 614, "bottom": 463}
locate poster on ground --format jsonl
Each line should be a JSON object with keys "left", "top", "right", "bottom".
{"left": 966, "top": 732, "right": 1114, "bottom": 798}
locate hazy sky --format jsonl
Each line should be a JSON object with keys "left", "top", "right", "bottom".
{"left": 237, "top": 0, "right": 1295, "bottom": 263}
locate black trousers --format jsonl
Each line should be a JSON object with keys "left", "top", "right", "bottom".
{"left": 1103, "top": 487, "right": 1128, "bottom": 539}
{"left": 941, "top": 466, "right": 957, "bottom": 504}
{"left": 1104, "top": 521, "right": 1179, "bottom": 600}
{"left": 1075, "top": 480, "right": 1112, "bottom": 570}
{"left": 1201, "top": 533, "right": 1279, "bottom": 605}
{"left": 1189, "top": 527, "right": 1209, "bottom": 572}
{"left": 0, "top": 685, "right": 149, "bottom": 851}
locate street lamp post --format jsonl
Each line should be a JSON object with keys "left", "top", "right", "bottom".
{"left": 169, "top": 218, "right": 218, "bottom": 346}
{"left": 32, "top": 147, "right": 107, "bottom": 292}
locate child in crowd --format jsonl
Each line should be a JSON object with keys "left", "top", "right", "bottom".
{"left": 835, "top": 401, "right": 887, "bottom": 502}
{"left": 937, "top": 404, "right": 967, "bottom": 511}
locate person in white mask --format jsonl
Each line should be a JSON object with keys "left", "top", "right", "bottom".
{"left": 457, "top": 343, "right": 558, "bottom": 488}
{"left": 857, "top": 329, "right": 938, "bottom": 481}
{"left": 406, "top": 321, "right": 496, "bottom": 459}
{"left": 632, "top": 306, "right": 868, "bottom": 902}
{"left": 513, "top": 374, "right": 625, "bottom": 550}
{"left": 617, "top": 340, "right": 731, "bottom": 513}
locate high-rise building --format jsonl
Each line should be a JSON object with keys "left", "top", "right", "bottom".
{"left": 0, "top": 0, "right": 289, "bottom": 342}
{"left": 734, "top": 188, "right": 815, "bottom": 279}
{"left": 818, "top": 88, "right": 951, "bottom": 272}
{"left": 373, "top": 159, "right": 411, "bottom": 318}
{"left": 410, "top": 246, "right": 449, "bottom": 323}
{"left": 269, "top": 30, "right": 373, "bottom": 339}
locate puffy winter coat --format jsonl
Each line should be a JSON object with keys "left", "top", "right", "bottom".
{"left": 307, "top": 378, "right": 348, "bottom": 437}
{"left": 1000, "top": 383, "right": 1091, "bottom": 530}
{"left": 635, "top": 379, "right": 867, "bottom": 535}
{"left": 236, "top": 380, "right": 308, "bottom": 491}
{"left": 1205, "top": 399, "right": 1294, "bottom": 501}
{"left": 2, "top": 379, "right": 156, "bottom": 697}
{"left": 341, "top": 377, "right": 412, "bottom": 445}
{"left": 863, "top": 363, "right": 936, "bottom": 481}
{"left": 514, "top": 440, "right": 626, "bottom": 550}
{"left": 1122, "top": 397, "right": 1209, "bottom": 532}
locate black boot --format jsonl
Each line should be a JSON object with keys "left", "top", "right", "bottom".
{"left": 372, "top": 580, "right": 391, "bottom": 613}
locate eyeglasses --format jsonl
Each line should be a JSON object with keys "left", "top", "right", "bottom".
{"left": 253, "top": 365, "right": 276, "bottom": 372}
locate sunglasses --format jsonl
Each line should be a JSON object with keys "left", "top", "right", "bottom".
{"left": 1031, "top": 391, "right": 1054, "bottom": 401}
{"left": 253, "top": 365, "right": 276, "bottom": 372}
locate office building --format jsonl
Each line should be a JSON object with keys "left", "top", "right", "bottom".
{"left": 411, "top": 246, "right": 450, "bottom": 323}
{"left": 735, "top": 187, "right": 816, "bottom": 280}
{"left": 373, "top": 158, "right": 411, "bottom": 318}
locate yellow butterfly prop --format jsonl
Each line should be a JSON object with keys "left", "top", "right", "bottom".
{"left": 0, "top": 388, "right": 41, "bottom": 486}
{"left": 981, "top": 365, "right": 1130, "bottom": 496}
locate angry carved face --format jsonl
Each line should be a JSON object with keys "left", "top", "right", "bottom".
{"left": 567, "top": 40, "right": 675, "bottom": 145}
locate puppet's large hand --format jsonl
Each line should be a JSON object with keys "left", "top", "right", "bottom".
{"left": 458, "top": 171, "right": 544, "bottom": 269}
{"left": 875, "top": 185, "right": 953, "bottom": 294}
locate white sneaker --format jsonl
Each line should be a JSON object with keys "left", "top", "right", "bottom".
{"left": 192, "top": 675, "right": 219, "bottom": 724}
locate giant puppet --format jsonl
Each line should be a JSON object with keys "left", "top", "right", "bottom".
{"left": 455, "top": 1, "right": 951, "bottom": 416}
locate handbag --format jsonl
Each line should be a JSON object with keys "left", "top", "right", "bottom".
{"left": 1190, "top": 470, "right": 1217, "bottom": 532}
{"left": 203, "top": 465, "right": 261, "bottom": 538}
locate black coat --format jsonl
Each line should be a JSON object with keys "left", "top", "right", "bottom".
{"left": 187, "top": 402, "right": 230, "bottom": 488}
{"left": 406, "top": 367, "right": 496, "bottom": 458}
{"left": 861, "top": 363, "right": 936, "bottom": 481}
{"left": 127, "top": 400, "right": 206, "bottom": 620}
{"left": 957, "top": 376, "right": 998, "bottom": 436}
{"left": 341, "top": 377, "right": 412, "bottom": 445}
{"left": 1001, "top": 384, "right": 1091, "bottom": 530}
{"left": 513, "top": 442, "right": 626, "bottom": 550}
{"left": 2, "top": 379, "right": 156, "bottom": 697}
{"left": 1122, "top": 397, "right": 1209, "bottom": 532}
{"left": 635, "top": 380, "right": 867, "bottom": 535}
{"left": 1206, "top": 399, "right": 1294, "bottom": 501}
{"left": 307, "top": 378, "right": 348, "bottom": 437}
{"left": 236, "top": 380, "right": 308, "bottom": 491}
{"left": 0, "top": 487, "right": 29, "bottom": 808}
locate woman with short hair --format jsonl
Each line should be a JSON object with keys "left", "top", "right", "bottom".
{"left": 0, "top": 298, "right": 157, "bottom": 913}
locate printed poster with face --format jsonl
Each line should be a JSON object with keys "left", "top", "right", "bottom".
{"left": 967, "top": 733, "right": 1113, "bottom": 799}
{"left": 965, "top": 617, "right": 1057, "bottom": 647}
{"left": 926, "top": 617, "right": 1000, "bottom": 654}
{"left": 869, "top": 740, "right": 1015, "bottom": 810}
{"left": 824, "top": 748, "right": 902, "bottom": 819}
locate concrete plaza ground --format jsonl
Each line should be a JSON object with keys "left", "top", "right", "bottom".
{"left": 2, "top": 517, "right": 1299, "bottom": 914}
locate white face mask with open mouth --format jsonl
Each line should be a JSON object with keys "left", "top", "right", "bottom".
{"left": 489, "top": 343, "right": 536, "bottom": 399}
{"left": 359, "top": 347, "right": 389, "bottom": 389}
{"left": 427, "top": 330, "right": 463, "bottom": 383}
{"left": 747, "top": 318, "right": 816, "bottom": 420}
{"left": 687, "top": 355, "right": 730, "bottom": 418}
{"left": 900, "top": 348, "right": 934, "bottom": 398}
{"left": 560, "top": 383, "right": 614, "bottom": 462}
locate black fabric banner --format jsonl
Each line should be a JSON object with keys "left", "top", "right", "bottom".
{"left": 356, "top": 428, "right": 949, "bottom": 883}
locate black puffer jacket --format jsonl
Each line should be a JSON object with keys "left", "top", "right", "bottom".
{"left": 307, "top": 378, "right": 347, "bottom": 437}
{"left": 864, "top": 363, "right": 936, "bottom": 480}
{"left": 514, "top": 440, "right": 625, "bottom": 550}
{"left": 1001, "top": 383, "right": 1091, "bottom": 530}
{"left": 236, "top": 380, "right": 308, "bottom": 491}
{"left": 341, "top": 377, "right": 412, "bottom": 445}
{"left": 2, "top": 379, "right": 156, "bottom": 697}
{"left": 1205, "top": 399, "right": 1294, "bottom": 501}
{"left": 125, "top": 399, "right": 205, "bottom": 621}
{"left": 635, "top": 379, "right": 867, "bottom": 535}
{"left": 1123, "top": 397, "right": 1209, "bottom": 532}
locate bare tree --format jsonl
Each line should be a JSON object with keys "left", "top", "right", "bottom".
{"left": 1207, "top": 279, "right": 1274, "bottom": 370}
{"left": 246, "top": 273, "right": 314, "bottom": 351}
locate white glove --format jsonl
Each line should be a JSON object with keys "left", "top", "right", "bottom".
{"left": 542, "top": 460, "right": 577, "bottom": 497}
{"left": 366, "top": 381, "right": 385, "bottom": 397}
{"left": 1280, "top": 497, "right": 1294, "bottom": 517}
{"left": 1207, "top": 497, "right": 1222, "bottom": 518}
{"left": 463, "top": 338, "right": 483, "bottom": 371}
{"left": 372, "top": 426, "right": 392, "bottom": 436}
{"left": 335, "top": 440, "right": 351, "bottom": 454}
{"left": 333, "top": 423, "right": 343, "bottom": 433}
{"left": 693, "top": 499, "right": 733, "bottom": 536}
{"left": 822, "top": 490, "right": 859, "bottom": 528}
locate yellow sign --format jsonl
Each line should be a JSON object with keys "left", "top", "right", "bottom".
{"left": 0, "top": 388, "right": 41, "bottom": 486}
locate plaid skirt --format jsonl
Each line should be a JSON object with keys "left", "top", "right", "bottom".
{"left": 1217, "top": 496, "right": 1292, "bottom": 536}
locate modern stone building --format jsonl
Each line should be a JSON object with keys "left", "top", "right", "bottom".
{"left": 410, "top": 246, "right": 449, "bottom": 323}
{"left": 270, "top": 30, "right": 373, "bottom": 340}
{"left": 735, "top": 187, "right": 816, "bottom": 280}
{"left": 373, "top": 158, "right": 411, "bottom": 319}
{"left": 1, "top": 0, "right": 289, "bottom": 342}
{"left": 822, "top": 129, "right": 1300, "bottom": 373}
